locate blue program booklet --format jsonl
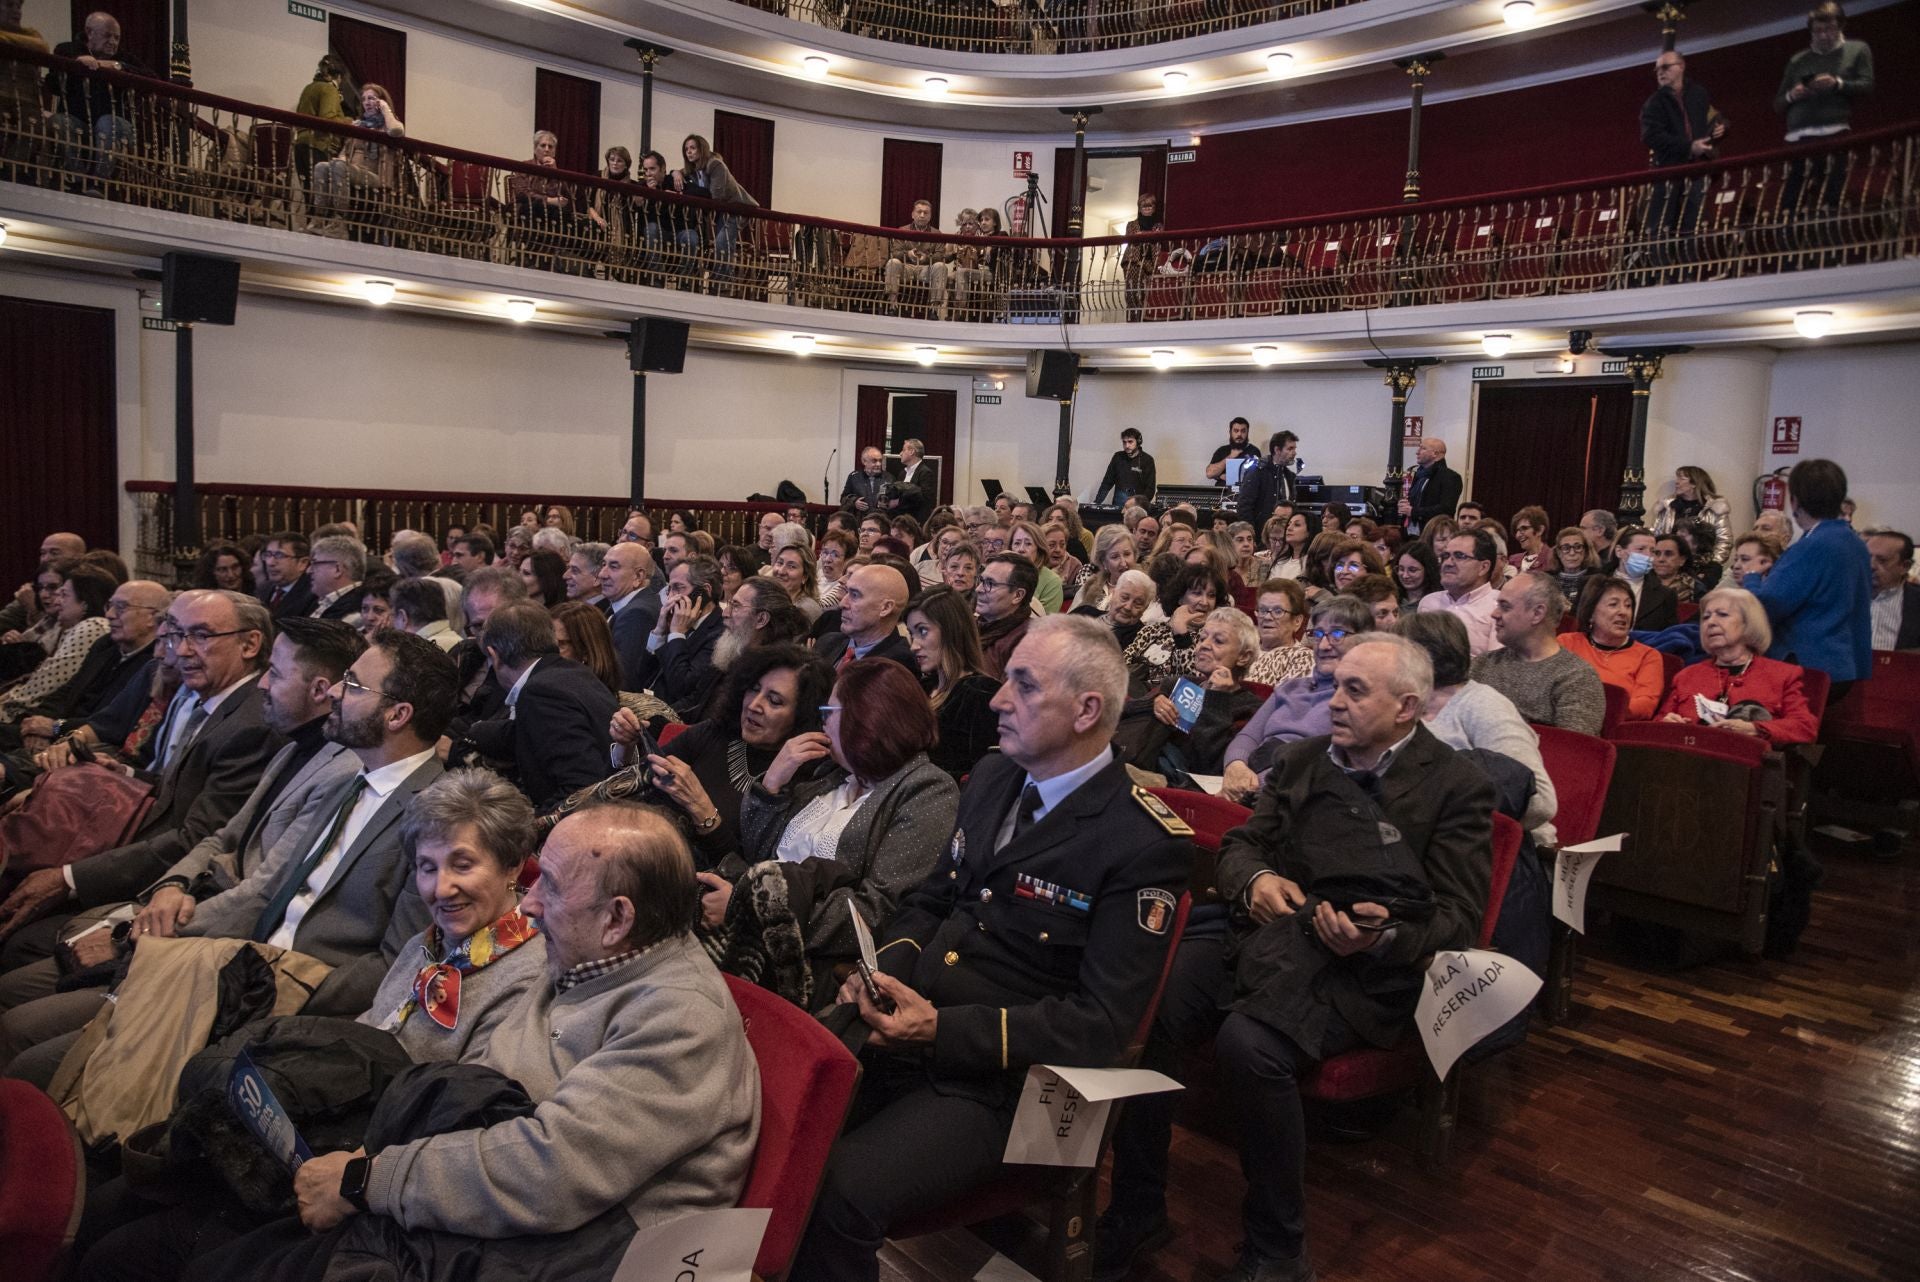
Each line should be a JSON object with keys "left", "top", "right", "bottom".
{"left": 227, "top": 1049, "right": 315, "bottom": 1172}
{"left": 1170, "top": 678, "right": 1208, "bottom": 732}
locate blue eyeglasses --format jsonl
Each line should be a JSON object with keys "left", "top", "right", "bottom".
{"left": 1308, "top": 628, "right": 1352, "bottom": 642}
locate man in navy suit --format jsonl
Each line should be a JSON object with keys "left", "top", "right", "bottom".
{"left": 1398, "top": 438, "right": 1462, "bottom": 537}
{"left": 597, "top": 541, "right": 660, "bottom": 693}
{"left": 467, "top": 603, "right": 616, "bottom": 813}
{"left": 1866, "top": 530, "right": 1920, "bottom": 652}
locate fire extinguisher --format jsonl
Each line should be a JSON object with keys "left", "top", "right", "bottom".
{"left": 1754, "top": 467, "right": 1790, "bottom": 514}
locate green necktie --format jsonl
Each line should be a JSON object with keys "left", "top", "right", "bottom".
{"left": 251, "top": 775, "right": 369, "bottom": 943}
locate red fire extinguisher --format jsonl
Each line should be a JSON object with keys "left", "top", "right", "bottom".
{"left": 1754, "top": 468, "right": 1790, "bottom": 513}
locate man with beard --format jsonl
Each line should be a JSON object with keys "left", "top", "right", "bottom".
{"left": 715, "top": 578, "right": 808, "bottom": 674}
{"left": 463, "top": 603, "right": 616, "bottom": 813}
{"left": 815, "top": 565, "right": 913, "bottom": 672}
{"left": 1205, "top": 416, "right": 1259, "bottom": 487}
{"left": 649, "top": 554, "right": 728, "bottom": 720}
{"left": 0, "top": 628, "right": 451, "bottom": 1084}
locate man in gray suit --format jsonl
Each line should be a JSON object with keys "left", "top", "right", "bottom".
{"left": 0, "top": 589, "right": 282, "bottom": 970}
{"left": 1, "top": 630, "right": 456, "bottom": 1085}
{"left": 0, "top": 617, "right": 362, "bottom": 1062}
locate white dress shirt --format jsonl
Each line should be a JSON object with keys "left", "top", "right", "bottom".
{"left": 1417, "top": 582, "right": 1503, "bottom": 658}
{"left": 266, "top": 747, "right": 435, "bottom": 950}
{"left": 1871, "top": 585, "right": 1902, "bottom": 651}
{"left": 774, "top": 777, "right": 872, "bottom": 864}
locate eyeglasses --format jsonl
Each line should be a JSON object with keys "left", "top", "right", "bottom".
{"left": 162, "top": 626, "right": 253, "bottom": 650}
{"left": 259, "top": 550, "right": 300, "bottom": 562}
{"left": 1438, "top": 551, "right": 1483, "bottom": 562}
{"left": 978, "top": 577, "right": 1011, "bottom": 591}
{"left": 105, "top": 600, "right": 158, "bottom": 616}
{"left": 310, "top": 559, "right": 341, "bottom": 569}
{"left": 1555, "top": 543, "right": 1588, "bottom": 555}
{"left": 333, "top": 672, "right": 397, "bottom": 702}
{"left": 1254, "top": 607, "right": 1295, "bottom": 620}
{"left": 1308, "top": 628, "right": 1352, "bottom": 642}
{"left": 818, "top": 704, "right": 842, "bottom": 717}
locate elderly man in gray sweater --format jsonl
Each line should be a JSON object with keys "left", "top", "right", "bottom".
{"left": 294, "top": 804, "right": 761, "bottom": 1240}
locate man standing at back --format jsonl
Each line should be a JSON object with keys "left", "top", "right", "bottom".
{"left": 1238, "top": 431, "right": 1300, "bottom": 534}
{"left": 1398, "top": 438, "right": 1461, "bottom": 537}
{"left": 791, "top": 616, "right": 1191, "bottom": 1281}
{"left": 1206, "top": 417, "right": 1259, "bottom": 486}
{"left": 1775, "top": 2, "right": 1874, "bottom": 214}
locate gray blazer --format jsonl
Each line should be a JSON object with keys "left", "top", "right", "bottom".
{"left": 737, "top": 753, "right": 957, "bottom": 960}
{"left": 186, "top": 754, "right": 444, "bottom": 1014}
{"left": 69, "top": 678, "right": 283, "bottom": 906}
{"left": 141, "top": 740, "right": 357, "bottom": 901}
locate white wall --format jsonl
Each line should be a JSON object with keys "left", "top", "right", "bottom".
{"left": 1766, "top": 341, "right": 1920, "bottom": 533}
{"left": 1644, "top": 350, "right": 1778, "bottom": 536}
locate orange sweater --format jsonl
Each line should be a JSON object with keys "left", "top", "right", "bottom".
{"left": 1562, "top": 634, "right": 1665, "bottom": 720}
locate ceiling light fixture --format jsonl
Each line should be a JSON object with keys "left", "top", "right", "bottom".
{"left": 1266, "top": 51, "right": 1295, "bottom": 76}
{"left": 504, "top": 297, "right": 536, "bottom": 323}
{"left": 790, "top": 333, "right": 818, "bottom": 354}
{"left": 1503, "top": 0, "right": 1537, "bottom": 26}
{"left": 923, "top": 76, "right": 949, "bottom": 96}
{"left": 1792, "top": 309, "right": 1834, "bottom": 339}
{"left": 1252, "top": 345, "right": 1279, "bottom": 367}
{"left": 363, "top": 279, "right": 396, "bottom": 306}
{"left": 1162, "top": 70, "right": 1190, "bottom": 92}
{"left": 1150, "top": 348, "right": 1177, "bottom": 370}
{"left": 803, "top": 55, "right": 829, "bottom": 79}
{"left": 914, "top": 346, "right": 938, "bottom": 366}
{"left": 1481, "top": 332, "right": 1513, "bottom": 358}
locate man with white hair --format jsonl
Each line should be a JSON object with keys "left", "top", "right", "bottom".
{"left": 531, "top": 526, "right": 573, "bottom": 559}
{"left": 306, "top": 535, "right": 367, "bottom": 622}
{"left": 792, "top": 616, "right": 1192, "bottom": 1280}
{"left": 1099, "top": 633, "right": 1496, "bottom": 1282}
{"left": 50, "top": 10, "right": 155, "bottom": 188}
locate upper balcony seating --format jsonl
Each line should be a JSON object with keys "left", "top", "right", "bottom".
{"left": 3, "top": 46, "right": 1915, "bottom": 331}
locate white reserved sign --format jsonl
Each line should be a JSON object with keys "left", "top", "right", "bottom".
{"left": 1551, "top": 833, "right": 1627, "bottom": 934}
{"left": 1416, "top": 949, "right": 1541, "bottom": 1079}
{"left": 1002, "top": 1065, "right": 1181, "bottom": 1168}
{"left": 610, "top": 1207, "right": 770, "bottom": 1282}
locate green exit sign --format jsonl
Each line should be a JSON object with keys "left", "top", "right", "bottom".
{"left": 288, "top": 1, "right": 325, "bottom": 21}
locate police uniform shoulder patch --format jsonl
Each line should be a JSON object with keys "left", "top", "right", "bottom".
{"left": 1137, "top": 888, "right": 1176, "bottom": 935}
{"left": 1131, "top": 785, "right": 1194, "bottom": 837}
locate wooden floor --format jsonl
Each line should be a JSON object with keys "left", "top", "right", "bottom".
{"left": 880, "top": 837, "right": 1920, "bottom": 1282}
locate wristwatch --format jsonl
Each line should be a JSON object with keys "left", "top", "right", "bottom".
{"left": 338, "top": 1155, "right": 372, "bottom": 1211}
{"left": 693, "top": 809, "right": 722, "bottom": 835}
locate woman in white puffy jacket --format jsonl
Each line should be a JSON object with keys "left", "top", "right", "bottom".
{"left": 1651, "top": 465, "right": 1732, "bottom": 564}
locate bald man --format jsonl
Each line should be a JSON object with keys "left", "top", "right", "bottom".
{"left": 1, "top": 532, "right": 88, "bottom": 635}
{"left": 815, "top": 564, "right": 914, "bottom": 672}
{"left": 50, "top": 12, "right": 156, "bottom": 187}
{"left": 1399, "top": 437, "right": 1461, "bottom": 536}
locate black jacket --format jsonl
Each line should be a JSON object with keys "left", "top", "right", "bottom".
{"left": 1632, "top": 577, "right": 1680, "bottom": 632}
{"left": 874, "top": 751, "right": 1191, "bottom": 1084}
{"left": 1406, "top": 459, "right": 1463, "bottom": 531}
{"left": 1095, "top": 449, "right": 1157, "bottom": 504}
{"left": 607, "top": 590, "right": 661, "bottom": 694}
{"left": 840, "top": 469, "right": 889, "bottom": 513}
{"left": 466, "top": 657, "right": 617, "bottom": 813}
{"left": 653, "top": 609, "right": 726, "bottom": 721}
{"left": 887, "top": 458, "right": 939, "bottom": 524}
{"left": 1896, "top": 582, "right": 1920, "bottom": 652}
{"left": 24, "top": 635, "right": 154, "bottom": 722}
{"left": 262, "top": 574, "right": 316, "bottom": 621}
{"left": 814, "top": 629, "right": 916, "bottom": 674}
{"left": 1641, "top": 80, "right": 1719, "bottom": 167}
{"left": 1236, "top": 460, "right": 1298, "bottom": 534}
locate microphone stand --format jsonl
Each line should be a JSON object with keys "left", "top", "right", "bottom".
{"left": 822, "top": 445, "right": 838, "bottom": 508}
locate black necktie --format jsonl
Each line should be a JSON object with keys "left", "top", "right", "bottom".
{"left": 1011, "top": 784, "right": 1042, "bottom": 842}
{"left": 251, "top": 775, "right": 368, "bottom": 942}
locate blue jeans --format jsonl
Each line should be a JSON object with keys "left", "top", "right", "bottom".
{"left": 52, "top": 111, "right": 134, "bottom": 181}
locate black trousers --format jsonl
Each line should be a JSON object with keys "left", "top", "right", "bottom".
{"left": 1106, "top": 913, "right": 1358, "bottom": 1264}
{"left": 787, "top": 1053, "right": 1019, "bottom": 1282}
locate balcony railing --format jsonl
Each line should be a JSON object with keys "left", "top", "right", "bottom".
{"left": 5, "top": 47, "right": 1917, "bottom": 330}
{"left": 125, "top": 481, "right": 820, "bottom": 582}
{"left": 730, "top": 0, "right": 1363, "bottom": 55}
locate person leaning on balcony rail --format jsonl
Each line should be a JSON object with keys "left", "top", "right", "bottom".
{"left": 587, "top": 144, "right": 640, "bottom": 267}
{"left": 291, "top": 53, "right": 352, "bottom": 183}
{"left": 1639, "top": 50, "right": 1727, "bottom": 254}
{"left": 884, "top": 197, "right": 953, "bottom": 320}
{"left": 49, "top": 10, "right": 153, "bottom": 191}
{"left": 1775, "top": 2, "right": 1875, "bottom": 215}
{"left": 308, "top": 82, "right": 404, "bottom": 238}
{"left": 670, "top": 133, "right": 758, "bottom": 292}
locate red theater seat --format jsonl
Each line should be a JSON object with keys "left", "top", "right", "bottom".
{"left": 0, "top": 1079, "right": 85, "bottom": 1282}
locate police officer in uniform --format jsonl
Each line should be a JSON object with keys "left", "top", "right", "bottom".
{"left": 1097, "top": 634, "right": 1494, "bottom": 1282}
{"left": 789, "top": 615, "right": 1192, "bottom": 1282}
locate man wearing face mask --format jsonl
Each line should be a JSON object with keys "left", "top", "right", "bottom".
{"left": 1613, "top": 527, "right": 1680, "bottom": 631}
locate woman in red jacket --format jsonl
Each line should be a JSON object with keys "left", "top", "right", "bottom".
{"left": 1658, "top": 586, "right": 1818, "bottom": 745}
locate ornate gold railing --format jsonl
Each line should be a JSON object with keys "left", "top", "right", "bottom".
{"left": 5, "top": 47, "right": 1917, "bottom": 327}
{"left": 126, "top": 482, "right": 820, "bottom": 583}
{"left": 731, "top": 0, "right": 1364, "bottom": 55}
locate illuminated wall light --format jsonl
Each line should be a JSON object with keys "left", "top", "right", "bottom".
{"left": 1266, "top": 51, "right": 1295, "bottom": 76}
{"left": 922, "top": 76, "right": 949, "bottom": 96}
{"left": 362, "top": 279, "right": 396, "bottom": 306}
{"left": 1481, "top": 332, "right": 1513, "bottom": 358}
{"left": 1162, "top": 70, "right": 1190, "bottom": 92}
{"left": 504, "top": 297, "right": 536, "bottom": 322}
{"left": 1792, "top": 309, "right": 1834, "bottom": 339}
{"left": 1503, "top": 0, "right": 1537, "bottom": 26}
{"left": 1252, "top": 345, "right": 1279, "bottom": 367}
{"left": 914, "top": 346, "right": 938, "bottom": 366}
{"left": 790, "top": 333, "right": 818, "bottom": 354}
{"left": 1150, "top": 349, "right": 1177, "bottom": 370}
{"left": 803, "top": 55, "right": 829, "bottom": 79}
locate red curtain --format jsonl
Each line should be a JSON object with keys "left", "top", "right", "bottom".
{"left": 1138, "top": 145, "right": 1168, "bottom": 217}
{"left": 67, "top": 0, "right": 168, "bottom": 78}
{"left": 921, "top": 390, "right": 956, "bottom": 507}
{"left": 0, "top": 297, "right": 119, "bottom": 589}
{"left": 855, "top": 386, "right": 889, "bottom": 458}
{"left": 1050, "top": 148, "right": 1078, "bottom": 238}
{"left": 880, "top": 139, "right": 943, "bottom": 229}
{"left": 1165, "top": 5, "right": 1920, "bottom": 228}
{"left": 713, "top": 110, "right": 774, "bottom": 205}
{"left": 1471, "top": 384, "right": 1633, "bottom": 537}
{"left": 534, "top": 69, "right": 601, "bottom": 173}
{"left": 328, "top": 14, "right": 407, "bottom": 118}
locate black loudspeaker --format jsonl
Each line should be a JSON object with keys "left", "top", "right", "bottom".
{"left": 629, "top": 316, "right": 689, "bottom": 373}
{"left": 1026, "top": 349, "right": 1079, "bottom": 401}
{"left": 160, "top": 252, "right": 240, "bottom": 325}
